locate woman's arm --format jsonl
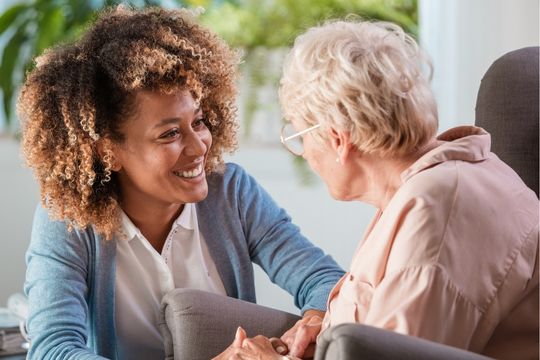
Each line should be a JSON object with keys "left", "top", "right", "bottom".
{"left": 24, "top": 205, "right": 107, "bottom": 360}
{"left": 234, "top": 164, "right": 344, "bottom": 313}
{"left": 363, "top": 264, "right": 482, "bottom": 348}
{"left": 232, "top": 164, "right": 343, "bottom": 357}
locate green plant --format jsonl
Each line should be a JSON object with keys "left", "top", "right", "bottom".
{"left": 0, "top": 0, "right": 416, "bottom": 133}
{"left": 199, "top": 0, "right": 417, "bottom": 136}
{"left": 198, "top": 0, "right": 418, "bottom": 185}
{"left": 0, "top": 1, "right": 417, "bottom": 187}
{"left": 0, "top": 0, "right": 232, "bottom": 132}
{"left": 201, "top": 0, "right": 417, "bottom": 50}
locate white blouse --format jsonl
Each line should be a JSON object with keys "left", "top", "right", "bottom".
{"left": 115, "top": 203, "right": 227, "bottom": 360}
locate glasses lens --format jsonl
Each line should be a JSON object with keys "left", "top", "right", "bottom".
{"left": 281, "top": 123, "right": 304, "bottom": 155}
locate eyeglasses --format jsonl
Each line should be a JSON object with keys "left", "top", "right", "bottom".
{"left": 280, "top": 123, "right": 321, "bottom": 156}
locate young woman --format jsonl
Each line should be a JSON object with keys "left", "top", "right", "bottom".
{"left": 19, "top": 7, "right": 344, "bottom": 359}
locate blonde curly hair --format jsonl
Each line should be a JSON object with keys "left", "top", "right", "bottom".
{"left": 18, "top": 6, "right": 240, "bottom": 239}
{"left": 279, "top": 19, "right": 438, "bottom": 158}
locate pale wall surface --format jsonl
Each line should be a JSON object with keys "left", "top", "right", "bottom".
{"left": 419, "top": 0, "right": 539, "bottom": 131}
{"left": 0, "top": 139, "right": 39, "bottom": 306}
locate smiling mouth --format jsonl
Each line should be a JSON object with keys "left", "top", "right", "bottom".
{"left": 173, "top": 164, "right": 203, "bottom": 179}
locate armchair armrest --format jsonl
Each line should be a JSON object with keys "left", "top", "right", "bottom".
{"left": 315, "top": 323, "right": 493, "bottom": 360}
{"left": 159, "top": 289, "right": 301, "bottom": 360}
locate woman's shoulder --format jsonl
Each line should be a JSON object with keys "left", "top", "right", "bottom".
{"left": 392, "top": 163, "right": 459, "bottom": 214}
{"left": 201, "top": 162, "right": 276, "bottom": 215}
{"left": 33, "top": 204, "right": 75, "bottom": 235}
{"left": 207, "top": 162, "right": 246, "bottom": 181}
{"left": 30, "top": 204, "right": 105, "bottom": 255}
{"left": 205, "top": 162, "right": 253, "bottom": 196}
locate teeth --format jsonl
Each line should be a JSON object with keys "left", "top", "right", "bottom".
{"left": 174, "top": 165, "right": 203, "bottom": 178}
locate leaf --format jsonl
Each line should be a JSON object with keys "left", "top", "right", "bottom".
{"left": 0, "top": 27, "right": 28, "bottom": 124}
{"left": 35, "top": 7, "right": 66, "bottom": 55}
{"left": 0, "top": 3, "right": 29, "bottom": 36}
{"left": 68, "top": 0, "right": 98, "bottom": 24}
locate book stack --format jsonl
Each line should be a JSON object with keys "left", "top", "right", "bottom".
{"left": 0, "top": 309, "right": 27, "bottom": 357}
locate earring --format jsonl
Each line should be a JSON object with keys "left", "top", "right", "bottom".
{"left": 335, "top": 157, "right": 340, "bottom": 164}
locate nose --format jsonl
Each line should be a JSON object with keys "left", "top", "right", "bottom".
{"left": 183, "top": 130, "right": 208, "bottom": 157}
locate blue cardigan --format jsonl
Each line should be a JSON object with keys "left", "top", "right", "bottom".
{"left": 24, "top": 163, "right": 344, "bottom": 359}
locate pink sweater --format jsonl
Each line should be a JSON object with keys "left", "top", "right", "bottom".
{"left": 322, "top": 126, "right": 539, "bottom": 359}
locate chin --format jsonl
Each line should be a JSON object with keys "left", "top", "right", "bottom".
{"left": 327, "top": 185, "right": 351, "bottom": 202}
{"left": 187, "top": 186, "right": 209, "bottom": 203}
{"left": 171, "top": 183, "right": 209, "bottom": 204}
{"left": 327, "top": 185, "right": 342, "bottom": 201}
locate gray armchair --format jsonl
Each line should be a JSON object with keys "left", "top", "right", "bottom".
{"left": 159, "top": 289, "right": 490, "bottom": 360}
{"left": 159, "top": 289, "right": 301, "bottom": 360}
{"left": 159, "top": 47, "right": 538, "bottom": 360}
{"left": 315, "top": 324, "right": 491, "bottom": 360}
{"left": 475, "top": 46, "right": 539, "bottom": 197}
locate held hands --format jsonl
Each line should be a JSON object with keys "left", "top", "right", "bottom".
{"left": 214, "top": 327, "right": 290, "bottom": 360}
{"left": 280, "top": 310, "right": 324, "bottom": 359}
{"left": 214, "top": 310, "right": 324, "bottom": 360}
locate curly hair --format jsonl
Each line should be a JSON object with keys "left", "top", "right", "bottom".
{"left": 18, "top": 6, "right": 240, "bottom": 239}
{"left": 279, "top": 19, "right": 438, "bottom": 158}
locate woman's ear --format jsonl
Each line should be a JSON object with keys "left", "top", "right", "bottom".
{"left": 327, "top": 127, "right": 353, "bottom": 164}
{"left": 96, "top": 138, "right": 122, "bottom": 172}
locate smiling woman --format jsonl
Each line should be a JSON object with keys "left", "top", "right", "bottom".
{"left": 110, "top": 91, "right": 212, "bottom": 251}
{"left": 17, "top": 6, "right": 344, "bottom": 360}
{"left": 18, "top": 5, "right": 239, "bottom": 240}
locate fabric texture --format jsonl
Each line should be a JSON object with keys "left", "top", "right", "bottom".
{"left": 322, "top": 126, "right": 539, "bottom": 360}
{"left": 475, "top": 46, "right": 539, "bottom": 197}
{"left": 159, "top": 289, "right": 301, "bottom": 360}
{"left": 315, "top": 324, "right": 492, "bottom": 360}
{"left": 24, "top": 163, "right": 344, "bottom": 359}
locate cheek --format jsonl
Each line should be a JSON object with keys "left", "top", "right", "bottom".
{"left": 304, "top": 151, "right": 325, "bottom": 176}
{"left": 124, "top": 144, "right": 175, "bottom": 171}
{"left": 304, "top": 140, "right": 330, "bottom": 174}
{"left": 203, "top": 130, "right": 212, "bottom": 150}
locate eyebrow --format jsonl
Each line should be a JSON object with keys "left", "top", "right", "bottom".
{"left": 153, "top": 107, "right": 202, "bottom": 129}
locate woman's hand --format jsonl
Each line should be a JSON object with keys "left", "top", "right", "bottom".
{"left": 213, "top": 327, "right": 247, "bottom": 360}
{"left": 236, "top": 335, "right": 287, "bottom": 360}
{"left": 213, "top": 327, "right": 288, "bottom": 360}
{"left": 280, "top": 310, "right": 324, "bottom": 358}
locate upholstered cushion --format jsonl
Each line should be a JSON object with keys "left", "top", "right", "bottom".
{"left": 475, "top": 46, "right": 539, "bottom": 197}
{"left": 315, "top": 324, "right": 492, "bottom": 360}
{"left": 159, "top": 289, "right": 301, "bottom": 360}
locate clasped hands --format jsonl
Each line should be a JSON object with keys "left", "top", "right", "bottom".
{"left": 215, "top": 310, "right": 324, "bottom": 360}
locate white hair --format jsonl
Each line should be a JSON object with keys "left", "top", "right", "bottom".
{"left": 279, "top": 18, "right": 438, "bottom": 157}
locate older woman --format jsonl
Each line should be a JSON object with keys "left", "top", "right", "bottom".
{"left": 18, "top": 7, "right": 344, "bottom": 360}
{"left": 224, "top": 19, "right": 539, "bottom": 360}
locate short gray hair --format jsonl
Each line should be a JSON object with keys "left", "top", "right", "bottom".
{"left": 279, "top": 18, "right": 438, "bottom": 157}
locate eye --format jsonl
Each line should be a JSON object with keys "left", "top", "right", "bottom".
{"left": 160, "top": 128, "right": 180, "bottom": 139}
{"left": 192, "top": 117, "right": 208, "bottom": 130}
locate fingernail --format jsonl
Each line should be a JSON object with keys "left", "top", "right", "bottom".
{"left": 276, "top": 346, "right": 286, "bottom": 354}
{"left": 235, "top": 327, "right": 241, "bottom": 339}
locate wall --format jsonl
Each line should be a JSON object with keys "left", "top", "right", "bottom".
{"left": 0, "top": 138, "right": 39, "bottom": 305}
{"left": 419, "top": 0, "right": 539, "bottom": 131}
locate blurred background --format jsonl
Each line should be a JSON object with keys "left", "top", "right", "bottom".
{"left": 0, "top": 0, "right": 538, "bottom": 314}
